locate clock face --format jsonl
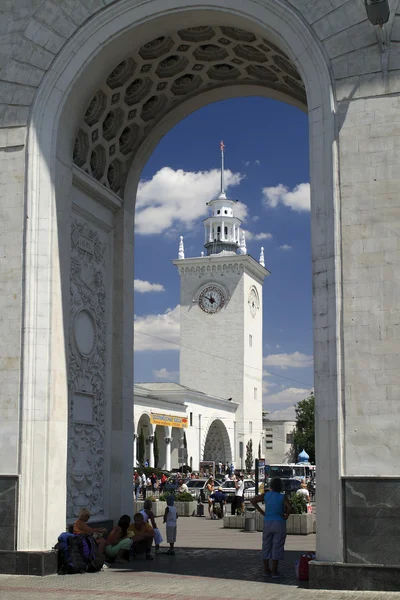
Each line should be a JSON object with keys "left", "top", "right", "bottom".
{"left": 248, "top": 287, "right": 260, "bottom": 317}
{"left": 198, "top": 285, "right": 225, "bottom": 314}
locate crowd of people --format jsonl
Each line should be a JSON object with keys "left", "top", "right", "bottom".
{"left": 73, "top": 496, "right": 179, "bottom": 565}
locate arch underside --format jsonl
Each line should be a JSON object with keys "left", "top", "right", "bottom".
{"left": 73, "top": 25, "right": 306, "bottom": 197}
{"left": 203, "top": 419, "right": 232, "bottom": 464}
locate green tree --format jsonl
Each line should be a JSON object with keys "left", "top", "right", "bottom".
{"left": 154, "top": 433, "right": 159, "bottom": 469}
{"left": 138, "top": 430, "right": 145, "bottom": 466}
{"left": 245, "top": 439, "right": 253, "bottom": 472}
{"left": 293, "top": 392, "right": 315, "bottom": 463}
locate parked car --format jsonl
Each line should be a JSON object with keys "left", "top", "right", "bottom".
{"left": 282, "top": 478, "right": 301, "bottom": 496}
{"left": 220, "top": 479, "right": 256, "bottom": 502}
{"left": 186, "top": 479, "right": 223, "bottom": 501}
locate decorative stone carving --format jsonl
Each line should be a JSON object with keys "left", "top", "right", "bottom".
{"left": 164, "top": 437, "right": 172, "bottom": 444}
{"left": 102, "top": 108, "right": 124, "bottom": 141}
{"left": 141, "top": 94, "right": 167, "bottom": 122}
{"left": 177, "top": 26, "right": 215, "bottom": 42}
{"left": 147, "top": 435, "right": 155, "bottom": 443}
{"left": 171, "top": 74, "right": 202, "bottom": 96}
{"left": 220, "top": 27, "right": 257, "bottom": 43}
{"left": 124, "top": 78, "right": 152, "bottom": 106}
{"left": 73, "top": 25, "right": 305, "bottom": 197}
{"left": 139, "top": 36, "right": 174, "bottom": 60}
{"left": 207, "top": 64, "right": 241, "bottom": 81}
{"left": 156, "top": 55, "right": 188, "bottom": 78}
{"left": 193, "top": 44, "right": 228, "bottom": 62}
{"left": 67, "top": 219, "right": 107, "bottom": 519}
{"left": 73, "top": 130, "right": 89, "bottom": 168}
{"left": 84, "top": 91, "right": 107, "bottom": 127}
{"left": 106, "top": 58, "right": 136, "bottom": 89}
{"left": 234, "top": 44, "right": 267, "bottom": 63}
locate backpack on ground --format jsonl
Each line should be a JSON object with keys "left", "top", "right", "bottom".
{"left": 55, "top": 532, "right": 104, "bottom": 574}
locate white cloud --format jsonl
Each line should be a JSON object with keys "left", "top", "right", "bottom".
{"left": 242, "top": 230, "right": 272, "bottom": 241}
{"left": 134, "top": 279, "right": 165, "bottom": 293}
{"left": 279, "top": 244, "right": 292, "bottom": 250}
{"left": 134, "top": 305, "right": 180, "bottom": 351}
{"left": 263, "top": 387, "right": 313, "bottom": 421}
{"left": 255, "top": 160, "right": 260, "bottom": 166}
{"left": 262, "top": 182, "right": 310, "bottom": 212}
{"left": 153, "top": 368, "right": 179, "bottom": 382}
{"left": 263, "top": 352, "right": 313, "bottom": 370}
{"left": 135, "top": 167, "right": 244, "bottom": 234}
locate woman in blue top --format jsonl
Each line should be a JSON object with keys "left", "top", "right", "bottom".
{"left": 251, "top": 477, "right": 292, "bottom": 578}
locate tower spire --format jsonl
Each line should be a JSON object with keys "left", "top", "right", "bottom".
{"left": 220, "top": 140, "right": 225, "bottom": 198}
{"left": 178, "top": 236, "right": 185, "bottom": 259}
{"left": 259, "top": 246, "right": 265, "bottom": 267}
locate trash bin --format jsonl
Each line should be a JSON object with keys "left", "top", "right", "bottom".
{"left": 245, "top": 506, "right": 256, "bottom": 532}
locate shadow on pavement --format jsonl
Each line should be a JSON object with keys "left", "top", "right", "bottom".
{"left": 110, "top": 547, "right": 309, "bottom": 588}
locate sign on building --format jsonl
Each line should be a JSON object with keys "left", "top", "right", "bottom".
{"left": 150, "top": 413, "right": 188, "bottom": 428}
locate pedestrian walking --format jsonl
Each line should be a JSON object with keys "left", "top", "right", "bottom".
{"left": 206, "top": 476, "right": 215, "bottom": 519}
{"left": 251, "top": 477, "right": 292, "bottom": 579}
{"left": 150, "top": 472, "right": 157, "bottom": 494}
{"left": 163, "top": 495, "right": 178, "bottom": 555}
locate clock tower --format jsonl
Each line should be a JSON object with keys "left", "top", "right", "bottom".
{"left": 172, "top": 143, "right": 269, "bottom": 468}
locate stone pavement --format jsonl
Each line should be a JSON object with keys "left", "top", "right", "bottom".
{"left": 0, "top": 517, "right": 399, "bottom": 600}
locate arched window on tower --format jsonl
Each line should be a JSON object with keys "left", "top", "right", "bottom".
{"left": 224, "top": 226, "right": 228, "bottom": 237}
{"left": 217, "top": 226, "right": 221, "bottom": 240}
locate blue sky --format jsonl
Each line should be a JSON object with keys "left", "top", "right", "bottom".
{"left": 133, "top": 96, "right": 314, "bottom": 420}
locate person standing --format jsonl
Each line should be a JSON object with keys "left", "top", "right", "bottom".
{"left": 150, "top": 472, "right": 157, "bottom": 494}
{"left": 206, "top": 476, "right": 215, "bottom": 519}
{"left": 163, "top": 496, "right": 178, "bottom": 555}
{"left": 142, "top": 472, "right": 147, "bottom": 500}
{"left": 296, "top": 481, "right": 310, "bottom": 502}
{"left": 232, "top": 475, "right": 244, "bottom": 515}
{"left": 250, "top": 477, "right": 292, "bottom": 578}
{"left": 218, "top": 461, "right": 222, "bottom": 474}
{"left": 133, "top": 470, "right": 141, "bottom": 501}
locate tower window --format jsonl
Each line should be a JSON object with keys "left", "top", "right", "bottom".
{"left": 254, "top": 387, "right": 257, "bottom": 401}
{"left": 224, "top": 226, "right": 228, "bottom": 236}
{"left": 190, "top": 412, "right": 193, "bottom": 427}
{"left": 249, "top": 334, "right": 252, "bottom": 347}
{"left": 224, "top": 210, "right": 228, "bottom": 214}
{"left": 249, "top": 421, "right": 253, "bottom": 434}
{"left": 217, "top": 210, "right": 220, "bottom": 214}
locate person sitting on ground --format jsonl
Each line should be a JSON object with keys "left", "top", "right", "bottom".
{"left": 296, "top": 481, "right": 310, "bottom": 502}
{"left": 128, "top": 513, "right": 154, "bottom": 560}
{"left": 139, "top": 499, "right": 162, "bottom": 553}
{"left": 105, "top": 514, "right": 133, "bottom": 563}
{"left": 73, "top": 508, "right": 107, "bottom": 554}
{"left": 163, "top": 495, "right": 178, "bottom": 555}
{"left": 210, "top": 486, "right": 227, "bottom": 519}
{"left": 251, "top": 477, "right": 292, "bottom": 579}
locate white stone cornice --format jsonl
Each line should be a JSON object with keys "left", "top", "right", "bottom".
{"left": 72, "top": 166, "right": 123, "bottom": 212}
{"left": 172, "top": 253, "right": 270, "bottom": 285}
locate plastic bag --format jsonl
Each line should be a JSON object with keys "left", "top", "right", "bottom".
{"left": 154, "top": 528, "right": 163, "bottom": 546}
{"left": 297, "top": 552, "right": 315, "bottom": 581}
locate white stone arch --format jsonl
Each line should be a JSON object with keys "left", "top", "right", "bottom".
{"left": 203, "top": 418, "right": 233, "bottom": 465}
{"left": 21, "top": 0, "right": 342, "bottom": 562}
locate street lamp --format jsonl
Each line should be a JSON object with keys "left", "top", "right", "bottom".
{"left": 364, "top": 0, "right": 390, "bottom": 25}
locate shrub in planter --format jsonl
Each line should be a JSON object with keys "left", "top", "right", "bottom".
{"left": 174, "top": 492, "right": 194, "bottom": 502}
{"left": 289, "top": 494, "right": 307, "bottom": 514}
{"left": 159, "top": 493, "right": 172, "bottom": 502}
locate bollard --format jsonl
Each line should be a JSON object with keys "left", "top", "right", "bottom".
{"left": 244, "top": 506, "right": 256, "bottom": 532}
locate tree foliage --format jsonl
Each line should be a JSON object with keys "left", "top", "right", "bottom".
{"left": 138, "top": 430, "right": 145, "bottom": 466}
{"left": 245, "top": 439, "right": 253, "bottom": 472}
{"left": 293, "top": 392, "right": 315, "bottom": 463}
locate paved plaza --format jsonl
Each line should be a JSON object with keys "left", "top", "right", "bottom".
{"left": 0, "top": 518, "right": 399, "bottom": 600}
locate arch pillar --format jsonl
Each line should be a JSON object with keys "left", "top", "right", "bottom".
{"left": 165, "top": 426, "right": 172, "bottom": 472}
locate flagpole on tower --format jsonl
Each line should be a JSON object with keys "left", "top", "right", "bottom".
{"left": 220, "top": 140, "right": 225, "bottom": 196}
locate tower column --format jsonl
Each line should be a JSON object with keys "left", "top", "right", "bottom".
{"left": 165, "top": 426, "right": 172, "bottom": 472}
{"left": 233, "top": 223, "right": 235, "bottom": 242}
{"left": 209, "top": 222, "right": 212, "bottom": 242}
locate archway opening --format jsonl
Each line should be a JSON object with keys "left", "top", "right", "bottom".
{"left": 24, "top": 1, "right": 339, "bottom": 561}
{"left": 203, "top": 419, "right": 233, "bottom": 465}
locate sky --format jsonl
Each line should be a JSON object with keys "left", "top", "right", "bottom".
{"left": 133, "top": 96, "right": 314, "bottom": 420}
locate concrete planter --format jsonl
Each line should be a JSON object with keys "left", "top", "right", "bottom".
{"left": 223, "top": 514, "right": 245, "bottom": 529}
{"left": 175, "top": 501, "right": 197, "bottom": 517}
{"left": 224, "top": 512, "right": 314, "bottom": 534}
{"left": 134, "top": 500, "right": 167, "bottom": 517}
